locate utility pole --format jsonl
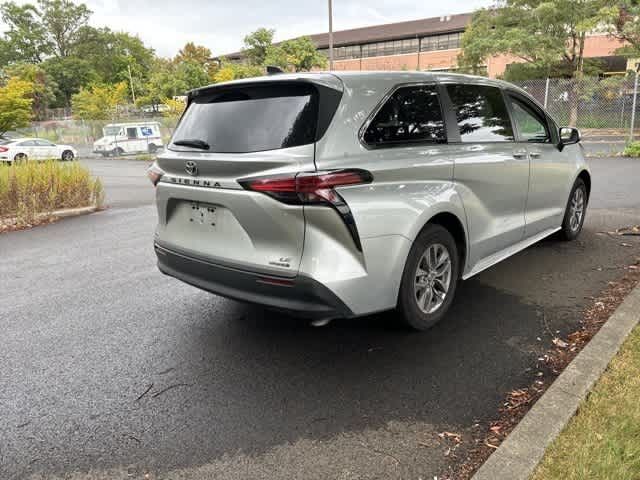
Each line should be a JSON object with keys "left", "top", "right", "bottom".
{"left": 128, "top": 64, "right": 136, "bottom": 104}
{"left": 328, "top": 0, "right": 334, "bottom": 70}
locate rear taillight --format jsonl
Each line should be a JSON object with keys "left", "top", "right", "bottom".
{"left": 239, "top": 169, "right": 372, "bottom": 251}
{"left": 239, "top": 169, "right": 372, "bottom": 205}
{"left": 0, "top": 147, "right": 8, "bottom": 153}
{"left": 147, "top": 162, "right": 165, "bottom": 187}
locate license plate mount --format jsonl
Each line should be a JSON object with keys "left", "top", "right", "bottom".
{"left": 189, "top": 202, "right": 218, "bottom": 229}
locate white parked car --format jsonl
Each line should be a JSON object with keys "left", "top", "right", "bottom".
{"left": 93, "top": 122, "right": 164, "bottom": 156}
{"left": 0, "top": 137, "right": 77, "bottom": 164}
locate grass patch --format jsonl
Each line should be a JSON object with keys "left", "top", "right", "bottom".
{"left": 0, "top": 160, "right": 104, "bottom": 226}
{"left": 622, "top": 141, "right": 640, "bottom": 158}
{"left": 532, "top": 324, "right": 640, "bottom": 480}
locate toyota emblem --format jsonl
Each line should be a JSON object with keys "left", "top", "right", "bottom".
{"left": 185, "top": 161, "right": 198, "bottom": 176}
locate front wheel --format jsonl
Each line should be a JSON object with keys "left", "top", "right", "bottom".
{"left": 559, "top": 178, "right": 587, "bottom": 241}
{"left": 61, "top": 150, "right": 74, "bottom": 161}
{"left": 397, "top": 224, "right": 460, "bottom": 330}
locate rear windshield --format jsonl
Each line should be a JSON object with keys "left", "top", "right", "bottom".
{"left": 171, "top": 83, "right": 318, "bottom": 153}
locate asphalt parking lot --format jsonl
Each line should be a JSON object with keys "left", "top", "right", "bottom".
{"left": 1, "top": 156, "right": 640, "bottom": 480}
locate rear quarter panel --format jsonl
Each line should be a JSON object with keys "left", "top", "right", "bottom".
{"left": 310, "top": 75, "right": 467, "bottom": 315}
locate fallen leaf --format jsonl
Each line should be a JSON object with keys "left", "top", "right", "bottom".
{"left": 552, "top": 337, "right": 569, "bottom": 348}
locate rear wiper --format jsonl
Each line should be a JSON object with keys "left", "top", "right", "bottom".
{"left": 173, "top": 139, "right": 210, "bottom": 150}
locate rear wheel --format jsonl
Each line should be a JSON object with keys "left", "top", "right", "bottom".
{"left": 61, "top": 150, "right": 74, "bottom": 161}
{"left": 112, "top": 147, "right": 124, "bottom": 157}
{"left": 397, "top": 224, "right": 459, "bottom": 330}
{"left": 559, "top": 178, "right": 587, "bottom": 241}
{"left": 14, "top": 153, "right": 27, "bottom": 163}
{"left": 148, "top": 144, "right": 158, "bottom": 154}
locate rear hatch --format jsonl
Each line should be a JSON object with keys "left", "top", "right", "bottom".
{"left": 154, "top": 77, "right": 343, "bottom": 278}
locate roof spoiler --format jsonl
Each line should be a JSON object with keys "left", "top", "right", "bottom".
{"left": 266, "top": 65, "right": 285, "bottom": 75}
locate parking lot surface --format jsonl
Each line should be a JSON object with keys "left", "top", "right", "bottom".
{"left": 1, "top": 157, "right": 639, "bottom": 479}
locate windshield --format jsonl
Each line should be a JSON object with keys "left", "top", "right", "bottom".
{"left": 103, "top": 126, "right": 121, "bottom": 136}
{"left": 171, "top": 83, "right": 318, "bottom": 153}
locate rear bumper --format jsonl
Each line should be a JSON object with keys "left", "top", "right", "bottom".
{"left": 155, "top": 243, "right": 353, "bottom": 319}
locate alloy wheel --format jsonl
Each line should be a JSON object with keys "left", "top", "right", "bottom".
{"left": 569, "top": 187, "right": 585, "bottom": 232}
{"left": 413, "top": 243, "right": 452, "bottom": 314}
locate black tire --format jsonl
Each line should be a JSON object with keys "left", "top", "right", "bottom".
{"left": 112, "top": 147, "right": 124, "bottom": 157}
{"left": 14, "top": 153, "right": 27, "bottom": 163}
{"left": 148, "top": 144, "right": 158, "bottom": 154}
{"left": 559, "top": 178, "right": 588, "bottom": 241}
{"left": 61, "top": 150, "right": 74, "bottom": 161}
{"left": 397, "top": 224, "right": 460, "bottom": 331}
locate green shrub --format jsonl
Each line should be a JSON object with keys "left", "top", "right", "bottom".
{"left": 623, "top": 142, "right": 640, "bottom": 157}
{"left": 0, "top": 160, "right": 104, "bottom": 226}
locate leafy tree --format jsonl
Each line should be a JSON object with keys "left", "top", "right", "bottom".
{"left": 176, "top": 60, "right": 211, "bottom": 90}
{"left": 71, "top": 82, "right": 128, "bottom": 120}
{"left": 137, "top": 58, "right": 188, "bottom": 109}
{"left": 0, "top": 77, "right": 34, "bottom": 135}
{"left": 175, "top": 42, "right": 211, "bottom": 66}
{"left": 243, "top": 28, "right": 275, "bottom": 66}
{"left": 0, "top": 2, "right": 51, "bottom": 63}
{"left": 264, "top": 36, "right": 327, "bottom": 72}
{"left": 42, "top": 56, "right": 98, "bottom": 107}
{"left": 459, "top": 0, "right": 607, "bottom": 124}
{"left": 213, "top": 63, "right": 263, "bottom": 83}
{"left": 38, "top": 0, "right": 91, "bottom": 58}
{"left": 4, "top": 63, "right": 57, "bottom": 119}
{"left": 605, "top": 1, "right": 640, "bottom": 58}
{"left": 71, "top": 26, "right": 154, "bottom": 93}
{"left": 164, "top": 97, "right": 186, "bottom": 119}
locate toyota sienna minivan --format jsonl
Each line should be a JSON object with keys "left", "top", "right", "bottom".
{"left": 149, "top": 71, "right": 590, "bottom": 330}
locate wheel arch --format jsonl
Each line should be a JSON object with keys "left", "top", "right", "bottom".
{"left": 418, "top": 211, "right": 468, "bottom": 276}
{"left": 577, "top": 169, "right": 591, "bottom": 199}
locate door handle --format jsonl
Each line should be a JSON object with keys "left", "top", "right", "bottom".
{"left": 529, "top": 152, "right": 541, "bottom": 158}
{"left": 513, "top": 151, "right": 527, "bottom": 159}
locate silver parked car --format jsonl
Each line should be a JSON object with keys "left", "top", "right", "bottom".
{"left": 149, "top": 72, "right": 590, "bottom": 330}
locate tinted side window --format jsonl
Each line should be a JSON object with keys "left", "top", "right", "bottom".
{"left": 508, "top": 95, "right": 550, "bottom": 143}
{"left": 447, "top": 84, "right": 514, "bottom": 142}
{"left": 363, "top": 85, "right": 446, "bottom": 147}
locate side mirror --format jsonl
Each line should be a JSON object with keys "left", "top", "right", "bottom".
{"left": 558, "top": 127, "right": 580, "bottom": 150}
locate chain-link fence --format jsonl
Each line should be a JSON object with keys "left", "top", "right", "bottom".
{"left": 513, "top": 75, "right": 639, "bottom": 134}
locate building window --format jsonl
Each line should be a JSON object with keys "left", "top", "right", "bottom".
{"left": 420, "top": 32, "right": 462, "bottom": 52}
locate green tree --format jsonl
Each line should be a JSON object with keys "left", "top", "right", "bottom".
{"left": 604, "top": 1, "right": 640, "bottom": 58}
{"left": 38, "top": 0, "right": 91, "bottom": 58}
{"left": 0, "top": 2, "right": 51, "bottom": 63}
{"left": 42, "top": 56, "right": 98, "bottom": 107}
{"left": 0, "top": 77, "right": 34, "bottom": 136}
{"left": 243, "top": 28, "right": 275, "bottom": 66}
{"left": 71, "top": 82, "right": 128, "bottom": 120}
{"left": 459, "top": 0, "right": 608, "bottom": 124}
{"left": 213, "top": 63, "right": 263, "bottom": 83}
{"left": 4, "top": 62, "right": 57, "bottom": 119}
{"left": 71, "top": 26, "right": 155, "bottom": 90}
{"left": 263, "top": 36, "right": 326, "bottom": 72}
{"left": 137, "top": 58, "right": 188, "bottom": 109}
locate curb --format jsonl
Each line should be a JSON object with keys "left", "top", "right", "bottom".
{"left": 472, "top": 283, "right": 640, "bottom": 480}
{"left": 1, "top": 205, "right": 99, "bottom": 224}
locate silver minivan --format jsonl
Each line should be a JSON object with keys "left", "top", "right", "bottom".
{"left": 149, "top": 72, "right": 590, "bottom": 330}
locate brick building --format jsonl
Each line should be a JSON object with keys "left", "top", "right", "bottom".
{"left": 225, "top": 12, "right": 630, "bottom": 78}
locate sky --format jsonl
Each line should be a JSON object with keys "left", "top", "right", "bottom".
{"left": 2, "top": 0, "right": 493, "bottom": 58}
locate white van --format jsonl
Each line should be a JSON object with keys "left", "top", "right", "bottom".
{"left": 93, "top": 122, "right": 164, "bottom": 156}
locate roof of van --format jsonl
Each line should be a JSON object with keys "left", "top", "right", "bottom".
{"left": 105, "top": 122, "right": 161, "bottom": 127}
